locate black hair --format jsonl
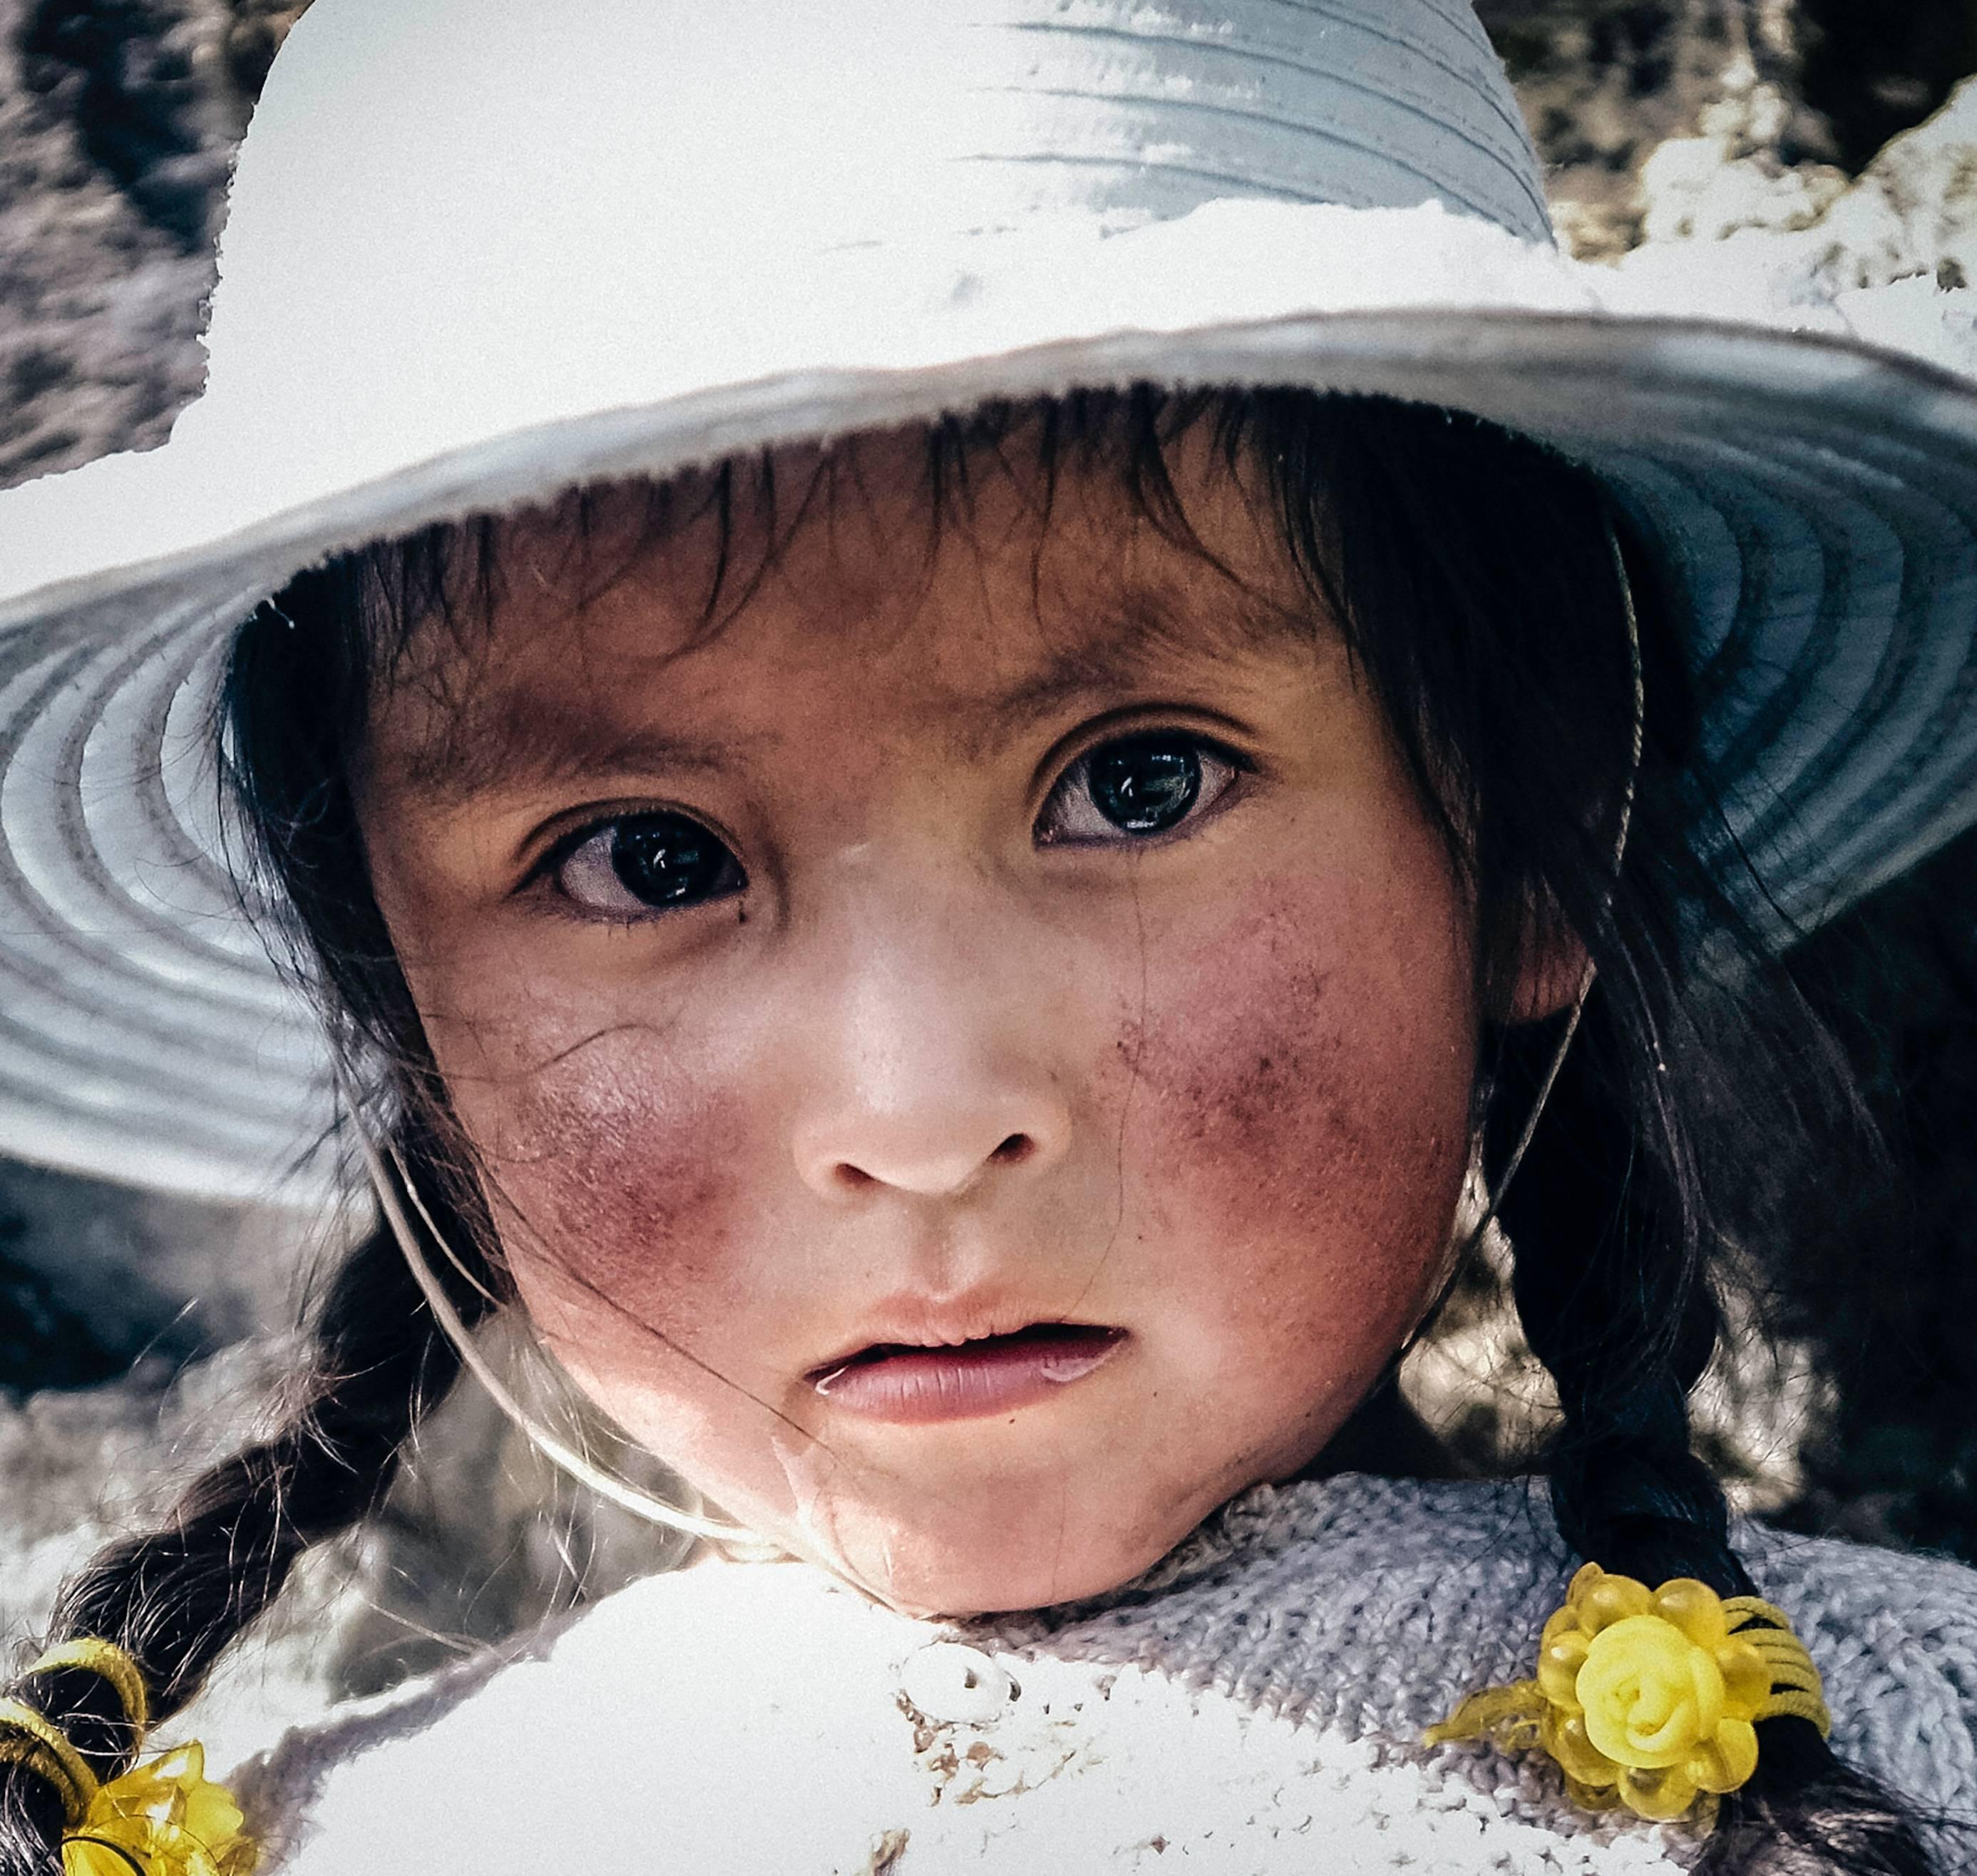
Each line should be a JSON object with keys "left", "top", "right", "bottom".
{"left": 0, "top": 388, "right": 1959, "bottom": 1873}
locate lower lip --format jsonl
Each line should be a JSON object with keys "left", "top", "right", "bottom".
{"left": 809, "top": 1326, "right": 1127, "bottom": 1423}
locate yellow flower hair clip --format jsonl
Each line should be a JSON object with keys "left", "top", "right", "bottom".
{"left": 0, "top": 1639, "right": 255, "bottom": 1876}
{"left": 1427, "top": 1562, "right": 1832, "bottom": 1824}
{"left": 63, "top": 1741, "right": 257, "bottom": 1876}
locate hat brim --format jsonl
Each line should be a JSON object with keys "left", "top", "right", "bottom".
{"left": 2, "top": 305, "right": 1975, "bottom": 1203}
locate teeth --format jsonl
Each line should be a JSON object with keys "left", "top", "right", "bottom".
{"left": 813, "top": 1323, "right": 1113, "bottom": 1381}
{"left": 1037, "top": 1346, "right": 1114, "bottom": 1384}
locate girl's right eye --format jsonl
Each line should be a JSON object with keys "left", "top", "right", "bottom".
{"left": 551, "top": 811, "right": 746, "bottom": 917}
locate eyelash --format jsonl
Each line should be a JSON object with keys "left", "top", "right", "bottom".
{"left": 540, "top": 729, "right": 1251, "bottom": 919}
{"left": 1034, "top": 732, "right": 1247, "bottom": 847}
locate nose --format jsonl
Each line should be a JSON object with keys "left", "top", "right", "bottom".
{"left": 788, "top": 873, "right": 1074, "bottom": 1203}
{"left": 797, "top": 1090, "right": 1064, "bottom": 1200}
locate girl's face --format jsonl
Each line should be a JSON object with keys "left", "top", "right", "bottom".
{"left": 357, "top": 428, "right": 1482, "bottom": 1614}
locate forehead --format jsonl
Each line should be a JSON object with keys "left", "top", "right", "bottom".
{"left": 366, "top": 421, "right": 1331, "bottom": 796}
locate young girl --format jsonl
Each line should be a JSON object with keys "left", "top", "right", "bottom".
{"left": 0, "top": 1, "right": 1973, "bottom": 1872}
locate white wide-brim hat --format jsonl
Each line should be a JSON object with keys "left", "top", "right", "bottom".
{"left": 1, "top": 0, "right": 1976, "bottom": 1206}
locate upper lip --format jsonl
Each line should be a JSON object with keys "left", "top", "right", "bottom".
{"left": 804, "top": 1296, "right": 1119, "bottom": 1378}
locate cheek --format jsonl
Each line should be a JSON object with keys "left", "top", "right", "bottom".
{"left": 1122, "top": 869, "right": 1474, "bottom": 1369}
{"left": 451, "top": 1029, "right": 762, "bottom": 1355}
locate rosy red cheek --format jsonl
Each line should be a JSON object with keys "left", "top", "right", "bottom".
{"left": 1114, "top": 882, "right": 1471, "bottom": 1321}
{"left": 474, "top": 1055, "right": 758, "bottom": 1350}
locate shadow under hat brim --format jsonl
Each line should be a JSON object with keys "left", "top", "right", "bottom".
{"left": 2, "top": 305, "right": 1975, "bottom": 1204}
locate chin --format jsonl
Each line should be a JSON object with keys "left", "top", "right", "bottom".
{"left": 875, "top": 1549, "right": 1153, "bottom": 1620}
{"left": 809, "top": 1490, "right": 1204, "bottom": 1619}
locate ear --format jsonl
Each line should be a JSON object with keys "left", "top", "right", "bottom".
{"left": 1490, "top": 903, "right": 1590, "bottom": 1025}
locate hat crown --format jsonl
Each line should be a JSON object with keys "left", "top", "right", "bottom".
{"left": 192, "top": 0, "right": 1548, "bottom": 486}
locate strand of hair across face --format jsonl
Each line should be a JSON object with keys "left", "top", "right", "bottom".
{"left": 351, "top": 1107, "right": 750, "bottom": 1545}
{"left": 349, "top": 1095, "right": 952, "bottom": 1610}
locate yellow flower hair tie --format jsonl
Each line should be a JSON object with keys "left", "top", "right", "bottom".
{"left": 0, "top": 1696, "right": 99, "bottom": 1825}
{"left": 1427, "top": 1562, "right": 1832, "bottom": 1824}
{"left": 26, "top": 1641, "right": 152, "bottom": 1746}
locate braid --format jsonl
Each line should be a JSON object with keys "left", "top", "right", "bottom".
{"left": 1494, "top": 1000, "right": 1948, "bottom": 1873}
{"left": 0, "top": 1161, "right": 495, "bottom": 1875}
{"left": 1496, "top": 995, "right": 1743, "bottom": 1594}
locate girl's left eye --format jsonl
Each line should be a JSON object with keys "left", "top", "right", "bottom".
{"left": 550, "top": 810, "right": 746, "bottom": 916}
{"left": 1037, "top": 732, "right": 1244, "bottom": 846}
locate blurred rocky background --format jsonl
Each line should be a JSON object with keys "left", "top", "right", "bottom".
{"left": 1, "top": 0, "right": 1975, "bottom": 1748}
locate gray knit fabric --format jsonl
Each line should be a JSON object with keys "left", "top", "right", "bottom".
{"left": 234, "top": 1474, "right": 1977, "bottom": 1873}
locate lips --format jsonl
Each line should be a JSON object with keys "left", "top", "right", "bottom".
{"left": 807, "top": 1322, "right": 1126, "bottom": 1423}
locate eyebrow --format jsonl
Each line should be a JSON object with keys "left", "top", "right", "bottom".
{"left": 394, "top": 689, "right": 770, "bottom": 809}
{"left": 963, "top": 580, "right": 1321, "bottom": 749}
{"left": 394, "top": 576, "right": 1322, "bottom": 808}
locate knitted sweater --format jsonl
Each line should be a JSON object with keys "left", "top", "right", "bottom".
{"left": 235, "top": 1474, "right": 1977, "bottom": 1874}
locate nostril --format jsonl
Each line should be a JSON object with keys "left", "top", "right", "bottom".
{"left": 826, "top": 1135, "right": 1034, "bottom": 1194}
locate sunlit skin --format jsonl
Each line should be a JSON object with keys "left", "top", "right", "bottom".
{"left": 356, "top": 425, "right": 1542, "bottom": 1616}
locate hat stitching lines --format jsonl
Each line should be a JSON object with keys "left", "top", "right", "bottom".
{"left": 1805, "top": 647, "right": 1977, "bottom": 913}
{"left": 0, "top": 868, "right": 324, "bottom": 1154}
{"left": 1703, "top": 465, "right": 1899, "bottom": 832}
{"left": 962, "top": 147, "right": 1310, "bottom": 205}
{"left": 41, "top": 628, "right": 269, "bottom": 979}
{"left": 1750, "top": 463, "right": 1977, "bottom": 863}
{"left": 1162, "top": 0, "right": 1541, "bottom": 159}
{"left": 977, "top": 87, "right": 1514, "bottom": 225}
{"left": 158, "top": 643, "right": 253, "bottom": 905}
{"left": 0, "top": 687, "right": 296, "bottom": 1113}
{"left": 1594, "top": 453, "right": 1745, "bottom": 681}
{"left": 75, "top": 640, "right": 247, "bottom": 946}
{"left": 1003, "top": 19, "right": 1548, "bottom": 228}
{"left": 0, "top": 891, "right": 302, "bottom": 1085}
{"left": 0, "top": 893, "right": 287, "bottom": 1142}
{"left": 1543, "top": 427, "right": 1977, "bottom": 933}
{"left": 1703, "top": 480, "right": 1842, "bottom": 777}
{"left": 1685, "top": 438, "right": 1971, "bottom": 879}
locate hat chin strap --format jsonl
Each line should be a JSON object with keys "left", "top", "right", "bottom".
{"left": 347, "top": 1084, "right": 932, "bottom": 1611}
{"left": 346, "top": 1108, "right": 758, "bottom": 1546}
